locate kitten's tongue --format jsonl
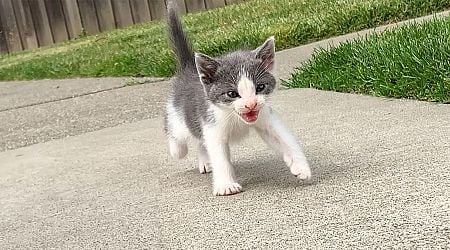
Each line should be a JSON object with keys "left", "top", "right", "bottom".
{"left": 241, "top": 110, "right": 259, "bottom": 123}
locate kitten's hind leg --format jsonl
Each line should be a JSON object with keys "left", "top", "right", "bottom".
{"left": 165, "top": 102, "right": 190, "bottom": 159}
{"left": 198, "top": 141, "right": 212, "bottom": 174}
{"left": 168, "top": 136, "right": 188, "bottom": 159}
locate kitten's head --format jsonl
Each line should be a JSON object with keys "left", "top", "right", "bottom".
{"left": 195, "top": 37, "right": 276, "bottom": 124}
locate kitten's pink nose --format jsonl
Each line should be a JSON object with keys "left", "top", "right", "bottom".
{"left": 244, "top": 101, "right": 257, "bottom": 110}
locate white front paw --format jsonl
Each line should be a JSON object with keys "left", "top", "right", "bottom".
{"left": 287, "top": 156, "right": 312, "bottom": 181}
{"left": 213, "top": 182, "right": 242, "bottom": 196}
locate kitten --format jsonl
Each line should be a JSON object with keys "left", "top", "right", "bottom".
{"left": 164, "top": 1, "right": 311, "bottom": 196}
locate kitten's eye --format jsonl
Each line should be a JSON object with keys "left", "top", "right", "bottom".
{"left": 256, "top": 83, "right": 266, "bottom": 92}
{"left": 226, "top": 91, "right": 240, "bottom": 98}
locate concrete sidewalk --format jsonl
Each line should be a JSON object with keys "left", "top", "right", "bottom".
{"left": 0, "top": 79, "right": 170, "bottom": 151}
{"left": 1, "top": 89, "right": 449, "bottom": 248}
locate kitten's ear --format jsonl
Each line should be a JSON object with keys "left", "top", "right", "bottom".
{"left": 253, "top": 36, "right": 275, "bottom": 71}
{"left": 195, "top": 53, "right": 219, "bottom": 84}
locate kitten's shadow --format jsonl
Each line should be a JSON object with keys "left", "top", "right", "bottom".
{"left": 234, "top": 157, "right": 301, "bottom": 189}
{"left": 236, "top": 147, "right": 354, "bottom": 188}
{"left": 183, "top": 147, "right": 357, "bottom": 189}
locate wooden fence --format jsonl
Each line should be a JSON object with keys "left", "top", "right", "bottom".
{"left": 0, "top": 0, "right": 245, "bottom": 54}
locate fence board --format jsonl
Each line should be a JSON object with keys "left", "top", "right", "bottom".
{"left": 12, "top": 0, "right": 38, "bottom": 50}
{"left": 205, "top": 0, "right": 225, "bottom": 9}
{"left": 61, "top": 0, "right": 82, "bottom": 39}
{"left": 173, "top": 0, "right": 187, "bottom": 14}
{"left": 44, "top": 0, "right": 68, "bottom": 43}
{"left": 0, "top": 0, "right": 23, "bottom": 52}
{"left": 148, "top": 0, "right": 166, "bottom": 20}
{"left": 112, "top": 0, "right": 134, "bottom": 28}
{"left": 78, "top": 0, "right": 100, "bottom": 35}
{"left": 95, "top": 0, "right": 115, "bottom": 32}
{"left": 175, "top": 0, "right": 187, "bottom": 15}
{"left": 28, "top": 0, "right": 53, "bottom": 46}
{"left": 0, "top": 14, "right": 9, "bottom": 53}
{"left": 130, "top": 0, "right": 151, "bottom": 24}
{"left": 185, "top": 0, "right": 205, "bottom": 13}
{"left": 0, "top": 0, "right": 246, "bottom": 54}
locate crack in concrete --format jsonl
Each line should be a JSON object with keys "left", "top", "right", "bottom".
{"left": 0, "top": 78, "right": 169, "bottom": 113}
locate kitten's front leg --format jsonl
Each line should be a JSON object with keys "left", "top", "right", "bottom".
{"left": 255, "top": 110, "right": 312, "bottom": 181}
{"left": 204, "top": 127, "right": 242, "bottom": 196}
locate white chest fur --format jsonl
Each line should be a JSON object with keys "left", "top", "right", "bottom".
{"left": 226, "top": 115, "right": 251, "bottom": 142}
{"left": 206, "top": 105, "right": 251, "bottom": 142}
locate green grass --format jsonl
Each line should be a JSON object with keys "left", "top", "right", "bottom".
{"left": 285, "top": 17, "right": 450, "bottom": 103}
{"left": 0, "top": 0, "right": 449, "bottom": 81}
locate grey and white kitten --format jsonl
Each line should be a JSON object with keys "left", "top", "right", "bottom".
{"left": 164, "top": 2, "right": 311, "bottom": 196}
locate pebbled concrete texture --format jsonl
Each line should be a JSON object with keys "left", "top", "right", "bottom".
{"left": 0, "top": 77, "right": 167, "bottom": 111}
{"left": 1, "top": 89, "right": 449, "bottom": 248}
{"left": 0, "top": 79, "right": 170, "bottom": 151}
{"left": 1, "top": 77, "right": 126, "bottom": 111}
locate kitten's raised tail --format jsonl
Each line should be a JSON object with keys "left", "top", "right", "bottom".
{"left": 167, "top": 0, "right": 196, "bottom": 73}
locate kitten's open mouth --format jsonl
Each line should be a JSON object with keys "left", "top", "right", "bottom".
{"left": 240, "top": 110, "right": 259, "bottom": 123}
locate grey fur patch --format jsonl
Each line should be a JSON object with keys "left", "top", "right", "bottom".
{"left": 205, "top": 108, "right": 216, "bottom": 124}
{"left": 170, "top": 74, "right": 209, "bottom": 139}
